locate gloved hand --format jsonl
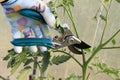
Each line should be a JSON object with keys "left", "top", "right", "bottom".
{"left": 1, "top": 0, "right": 91, "bottom": 55}
{"left": 8, "top": 13, "right": 48, "bottom": 53}
{"left": 0, "top": 0, "right": 54, "bottom": 53}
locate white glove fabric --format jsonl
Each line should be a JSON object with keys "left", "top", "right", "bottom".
{"left": 1, "top": 0, "right": 55, "bottom": 53}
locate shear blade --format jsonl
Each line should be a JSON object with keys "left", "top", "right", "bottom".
{"left": 68, "top": 41, "right": 91, "bottom": 54}
{"left": 73, "top": 41, "right": 91, "bottom": 49}
{"left": 68, "top": 45, "right": 83, "bottom": 54}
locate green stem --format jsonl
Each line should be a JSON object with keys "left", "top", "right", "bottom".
{"left": 81, "top": 50, "right": 88, "bottom": 80}
{"left": 87, "top": 44, "right": 102, "bottom": 65}
{"left": 82, "top": 64, "right": 87, "bottom": 80}
{"left": 102, "top": 46, "right": 120, "bottom": 49}
{"left": 82, "top": 50, "right": 86, "bottom": 65}
{"left": 100, "top": 0, "right": 108, "bottom": 12}
{"left": 102, "top": 29, "right": 120, "bottom": 46}
{"left": 92, "top": 5, "right": 104, "bottom": 50}
{"left": 62, "top": 4, "right": 79, "bottom": 38}
{"left": 53, "top": 50, "right": 82, "bottom": 67}
{"left": 100, "top": 0, "right": 113, "bottom": 44}
{"left": 37, "top": 63, "right": 45, "bottom": 80}
{"left": 37, "top": 63, "right": 41, "bottom": 72}
{"left": 33, "top": 56, "right": 38, "bottom": 75}
{"left": 84, "top": 45, "right": 103, "bottom": 80}
{"left": 68, "top": 5, "right": 79, "bottom": 38}
{"left": 36, "top": 57, "right": 46, "bottom": 80}
{"left": 86, "top": 29, "right": 120, "bottom": 69}
{"left": 86, "top": 0, "right": 114, "bottom": 71}
{"left": 100, "top": 20, "right": 108, "bottom": 44}
{"left": 30, "top": 55, "right": 38, "bottom": 80}
{"left": 86, "top": 73, "right": 90, "bottom": 80}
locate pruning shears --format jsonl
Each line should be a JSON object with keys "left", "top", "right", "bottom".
{"left": 11, "top": 9, "right": 91, "bottom": 54}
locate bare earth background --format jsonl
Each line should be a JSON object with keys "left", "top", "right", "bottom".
{"left": 0, "top": 0, "right": 120, "bottom": 80}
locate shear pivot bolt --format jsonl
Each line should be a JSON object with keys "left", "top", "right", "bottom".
{"left": 68, "top": 38, "right": 74, "bottom": 44}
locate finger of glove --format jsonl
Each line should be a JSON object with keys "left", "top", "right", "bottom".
{"left": 23, "top": 28, "right": 38, "bottom": 53}
{"left": 31, "top": 25, "right": 48, "bottom": 52}
{"left": 12, "top": 31, "right": 23, "bottom": 53}
{"left": 31, "top": 25, "right": 43, "bottom": 38}
{"left": 41, "top": 6, "right": 56, "bottom": 28}
{"left": 31, "top": 24, "right": 51, "bottom": 39}
{"left": 36, "top": 1, "right": 56, "bottom": 28}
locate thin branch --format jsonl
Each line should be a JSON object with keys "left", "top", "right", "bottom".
{"left": 91, "top": 5, "right": 104, "bottom": 51}
{"left": 87, "top": 44, "right": 102, "bottom": 65}
{"left": 87, "top": 29, "right": 120, "bottom": 65}
{"left": 82, "top": 49, "right": 86, "bottom": 64}
{"left": 100, "top": 0, "right": 113, "bottom": 44}
{"left": 61, "top": 4, "right": 79, "bottom": 38}
{"left": 53, "top": 50, "right": 83, "bottom": 67}
{"left": 102, "top": 46, "right": 120, "bottom": 49}
{"left": 33, "top": 56, "right": 38, "bottom": 75}
{"left": 68, "top": 5, "right": 79, "bottom": 38}
{"left": 37, "top": 62, "right": 42, "bottom": 77}
{"left": 86, "top": 73, "right": 90, "bottom": 80}
{"left": 102, "top": 29, "right": 120, "bottom": 46}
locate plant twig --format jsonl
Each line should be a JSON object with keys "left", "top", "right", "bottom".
{"left": 100, "top": 0, "right": 113, "bottom": 44}
{"left": 33, "top": 56, "right": 38, "bottom": 75}
{"left": 61, "top": 4, "right": 79, "bottom": 38}
{"left": 53, "top": 50, "right": 83, "bottom": 67}
{"left": 102, "top": 46, "right": 120, "bottom": 49}
{"left": 102, "top": 29, "right": 120, "bottom": 46}
{"left": 91, "top": 5, "right": 104, "bottom": 51}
